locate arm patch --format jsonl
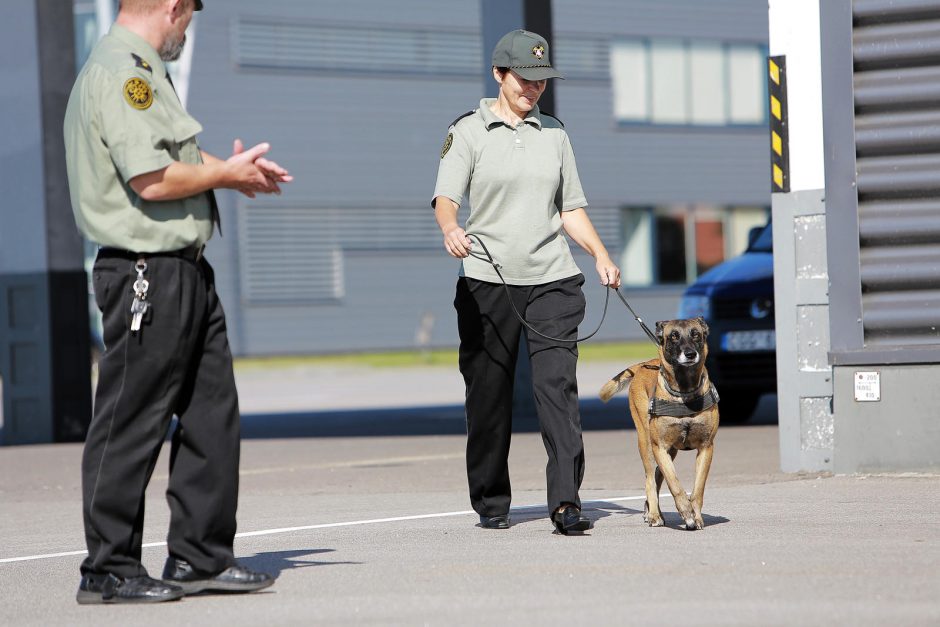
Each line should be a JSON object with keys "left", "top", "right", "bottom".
{"left": 441, "top": 132, "right": 454, "bottom": 159}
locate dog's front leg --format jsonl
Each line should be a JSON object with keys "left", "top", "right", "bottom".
{"left": 650, "top": 448, "right": 677, "bottom": 526}
{"left": 690, "top": 444, "right": 714, "bottom": 530}
{"left": 630, "top": 394, "right": 663, "bottom": 527}
{"left": 650, "top": 443, "right": 695, "bottom": 529}
{"left": 642, "top": 449, "right": 663, "bottom": 527}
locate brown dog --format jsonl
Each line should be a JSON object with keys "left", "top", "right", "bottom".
{"left": 599, "top": 317, "right": 719, "bottom": 530}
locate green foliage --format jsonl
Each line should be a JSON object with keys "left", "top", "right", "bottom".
{"left": 234, "top": 341, "right": 656, "bottom": 371}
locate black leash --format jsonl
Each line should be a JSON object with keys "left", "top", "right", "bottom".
{"left": 464, "top": 233, "right": 659, "bottom": 345}
{"left": 612, "top": 284, "right": 659, "bottom": 345}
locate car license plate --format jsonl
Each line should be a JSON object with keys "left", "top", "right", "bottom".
{"left": 722, "top": 330, "right": 776, "bottom": 352}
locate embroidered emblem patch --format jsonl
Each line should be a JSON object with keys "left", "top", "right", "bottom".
{"left": 123, "top": 77, "right": 153, "bottom": 110}
{"left": 441, "top": 132, "right": 453, "bottom": 159}
{"left": 532, "top": 44, "right": 545, "bottom": 60}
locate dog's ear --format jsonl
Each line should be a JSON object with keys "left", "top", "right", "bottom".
{"left": 655, "top": 320, "right": 665, "bottom": 345}
{"left": 696, "top": 317, "right": 709, "bottom": 339}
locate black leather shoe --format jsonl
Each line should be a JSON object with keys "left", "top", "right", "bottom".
{"left": 479, "top": 514, "right": 510, "bottom": 529}
{"left": 552, "top": 506, "right": 592, "bottom": 535}
{"left": 76, "top": 573, "right": 184, "bottom": 604}
{"left": 162, "top": 558, "right": 275, "bottom": 595}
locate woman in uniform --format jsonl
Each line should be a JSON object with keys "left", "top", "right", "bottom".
{"left": 431, "top": 29, "right": 621, "bottom": 535}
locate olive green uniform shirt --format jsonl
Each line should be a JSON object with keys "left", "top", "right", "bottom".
{"left": 64, "top": 24, "right": 213, "bottom": 252}
{"left": 432, "top": 98, "right": 587, "bottom": 286}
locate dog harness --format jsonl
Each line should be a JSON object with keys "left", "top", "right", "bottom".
{"left": 648, "top": 382, "right": 721, "bottom": 418}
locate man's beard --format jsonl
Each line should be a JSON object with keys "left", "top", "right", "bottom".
{"left": 159, "top": 33, "right": 186, "bottom": 62}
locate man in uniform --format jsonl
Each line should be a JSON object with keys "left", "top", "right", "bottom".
{"left": 64, "top": 0, "right": 292, "bottom": 604}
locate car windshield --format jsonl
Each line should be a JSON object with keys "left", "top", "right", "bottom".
{"left": 747, "top": 223, "right": 773, "bottom": 253}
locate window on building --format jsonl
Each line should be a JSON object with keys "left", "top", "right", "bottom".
{"left": 610, "top": 39, "right": 766, "bottom": 127}
{"left": 73, "top": 2, "right": 99, "bottom": 69}
{"left": 620, "top": 206, "right": 768, "bottom": 286}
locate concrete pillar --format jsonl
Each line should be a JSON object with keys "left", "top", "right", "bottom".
{"left": 0, "top": 0, "right": 92, "bottom": 444}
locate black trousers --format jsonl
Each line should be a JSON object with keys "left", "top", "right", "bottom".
{"left": 81, "top": 250, "right": 240, "bottom": 579}
{"left": 454, "top": 275, "right": 586, "bottom": 518}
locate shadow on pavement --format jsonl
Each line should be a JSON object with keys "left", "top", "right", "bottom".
{"left": 239, "top": 549, "right": 361, "bottom": 578}
{"left": 240, "top": 395, "right": 777, "bottom": 440}
{"left": 241, "top": 398, "right": 631, "bottom": 439}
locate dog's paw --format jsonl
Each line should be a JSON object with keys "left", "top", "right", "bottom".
{"left": 681, "top": 516, "right": 703, "bottom": 530}
{"left": 646, "top": 514, "right": 664, "bottom": 527}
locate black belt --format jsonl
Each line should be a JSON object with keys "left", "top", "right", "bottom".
{"left": 98, "top": 244, "right": 205, "bottom": 262}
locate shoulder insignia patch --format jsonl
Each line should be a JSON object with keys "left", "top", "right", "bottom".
{"left": 448, "top": 110, "right": 475, "bottom": 129}
{"left": 123, "top": 77, "right": 153, "bottom": 110}
{"left": 131, "top": 53, "right": 152, "bottom": 73}
{"left": 540, "top": 111, "right": 565, "bottom": 128}
{"left": 441, "top": 132, "right": 454, "bottom": 159}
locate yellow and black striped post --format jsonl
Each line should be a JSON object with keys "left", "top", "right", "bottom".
{"left": 768, "top": 55, "right": 789, "bottom": 193}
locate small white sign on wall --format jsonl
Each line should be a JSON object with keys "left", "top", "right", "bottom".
{"left": 854, "top": 371, "right": 881, "bottom": 402}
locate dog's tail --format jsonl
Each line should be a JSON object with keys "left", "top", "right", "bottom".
{"left": 599, "top": 367, "right": 637, "bottom": 402}
{"left": 598, "top": 360, "right": 660, "bottom": 402}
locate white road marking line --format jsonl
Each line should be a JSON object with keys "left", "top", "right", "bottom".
{"left": 0, "top": 495, "right": 650, "bottom": 564}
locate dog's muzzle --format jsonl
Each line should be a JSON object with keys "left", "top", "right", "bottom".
{"left": 677, "top": 351, "right": 700, "bottom": 366}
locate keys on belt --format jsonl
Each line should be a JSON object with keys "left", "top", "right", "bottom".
{"left": 97, "top": 245, "right": 203, "bottom": 333}
{"left": 130, "top": 258, "right": 150, "bottom": 332}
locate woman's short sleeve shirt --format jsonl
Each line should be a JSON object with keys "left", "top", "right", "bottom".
{"left": 432, "top": 98, "right": 587, "bottom": 285}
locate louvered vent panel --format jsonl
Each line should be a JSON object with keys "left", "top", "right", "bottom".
{"left": 238, "top": 204, "right": 446, "bottom": 304}
{"left": 554, "top": 36, "right": 610, "bottom": 81}
{"left": 853, "top": 0, "right": 940, "bottom": 347}
{"left": 238, "top": 207, "right": 345, "bottom": 304}
{"left": 234, "top": 16, "right": 481, "bottom": 77}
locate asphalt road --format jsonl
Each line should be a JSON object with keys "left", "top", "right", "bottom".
{"left": 0, "top": 362, "right": 938, "bottom": 626}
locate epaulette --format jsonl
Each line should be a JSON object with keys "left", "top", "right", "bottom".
{"left": 540, "top": 111, "right": 565, "bottom": 128}
{"left": 448, "top": 110, "right": 475, "bottom": 129}
{"left": 130, "top": 53, "right": 152, "bottom": 74}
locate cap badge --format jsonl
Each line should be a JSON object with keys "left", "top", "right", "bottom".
{"left": 531, "top": 44, "right": 545, "bottom": 60}
{"left": 441, "top": 132, "right": 454, "bottom": 159}
{"left": 123, "top": 77, "right": 153, "bottom": 110}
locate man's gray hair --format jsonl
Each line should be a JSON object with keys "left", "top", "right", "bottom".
{"left": 121, "top": 0, "right": 192, "bottom": 15}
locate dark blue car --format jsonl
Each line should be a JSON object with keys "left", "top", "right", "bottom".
{"left": 677, "top": 222, "right": 775, "bottom": 423}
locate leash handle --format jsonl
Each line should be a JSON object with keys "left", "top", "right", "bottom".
{"left": 464, "top": 233, "right": 609, "bottom": 344}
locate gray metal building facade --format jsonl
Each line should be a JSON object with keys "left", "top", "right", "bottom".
{"left": 773, "top": 0, "right": 940, "bottom": 473}
{"left": 168, "top": 0, "right": 769, "bottom": 355}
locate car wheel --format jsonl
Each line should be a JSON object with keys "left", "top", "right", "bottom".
{"left": 717, "top": 393, "right": 761, "bottom": 424}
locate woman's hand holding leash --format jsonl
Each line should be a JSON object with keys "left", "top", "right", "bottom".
{"left": 444, "top": 225, "right": 473, "bottom": 259}
{"left": 596, "top": 255, "right": 622, "bottom": 288}
{"left": 433, "top": 196, "right": 473, "bottom": 258}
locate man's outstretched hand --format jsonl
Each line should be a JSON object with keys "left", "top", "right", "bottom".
{"left": 229, "top": 138, "right": 293, "bottom": 198}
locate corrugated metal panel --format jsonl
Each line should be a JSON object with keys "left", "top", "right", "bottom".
{"left": 852, "top": 0, "right": 940, "bottom": 349}
{"left": 553, "top": 0, "right": 768, "bottom": 42}
{"left": 854, "top": 66, "right": 940, "bottom": 112}
{"left": 234, "top": 16, "right": 481, "bottom": 77}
